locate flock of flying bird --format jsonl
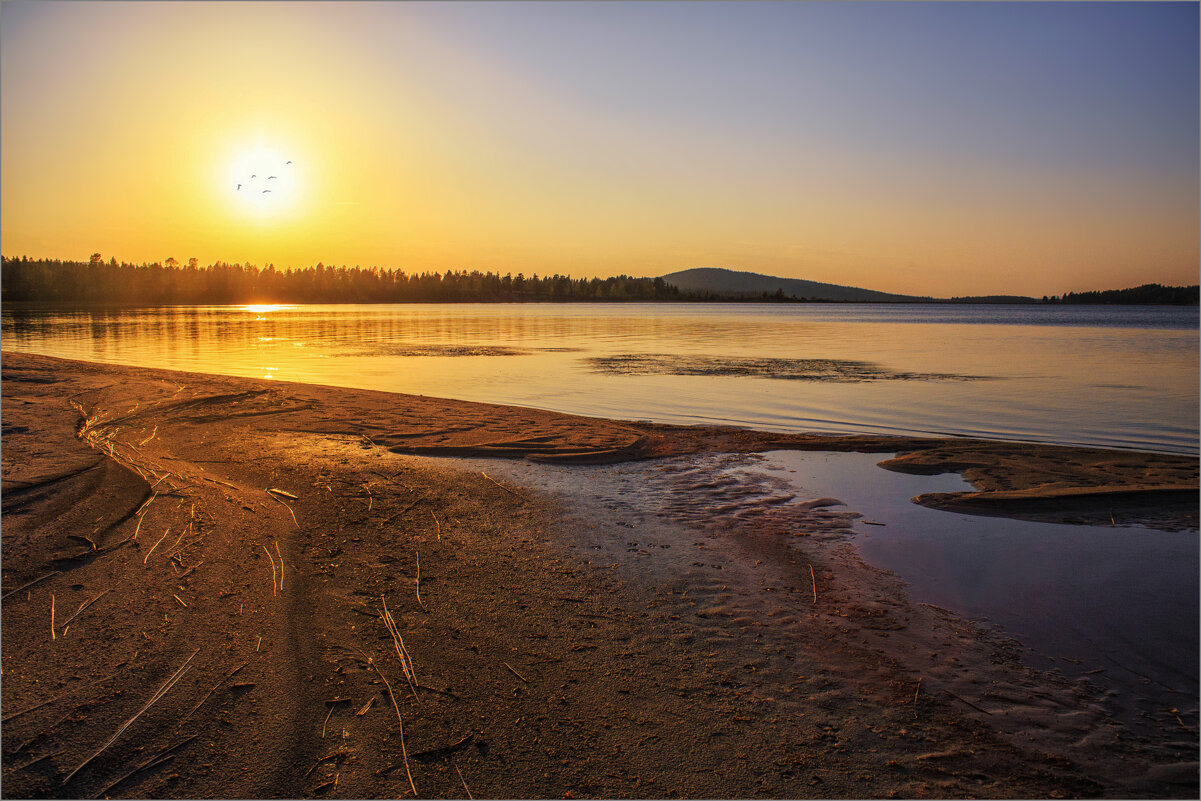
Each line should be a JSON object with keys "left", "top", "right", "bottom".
{"left": 237, "top": 160, "right": 292, "bottom": 193}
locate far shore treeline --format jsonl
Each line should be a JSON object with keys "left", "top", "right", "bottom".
{"left": 1, "top": 256, "right": 1196, "bottom": 306}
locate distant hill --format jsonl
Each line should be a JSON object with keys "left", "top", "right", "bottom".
{"left": 660, "top": 268, "right": 928, "bottom": 302}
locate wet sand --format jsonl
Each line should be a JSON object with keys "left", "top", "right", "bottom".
{"left": 2, "top": 351, "right": 1197, "bottom": 799}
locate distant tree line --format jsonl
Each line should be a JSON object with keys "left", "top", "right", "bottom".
{"left": 0, "top": 255, "right": 699, "bottom": 304}
{"left": 1043, "top": 284, "right": 1199, "bottom": 306}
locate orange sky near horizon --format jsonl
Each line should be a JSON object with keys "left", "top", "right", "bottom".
{"left": 2, "top": 2, "right": 1197, "bottom": 298}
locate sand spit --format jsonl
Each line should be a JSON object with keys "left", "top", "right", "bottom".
{"left": 1, "top": 351, "right": 1197, "bottom": 799}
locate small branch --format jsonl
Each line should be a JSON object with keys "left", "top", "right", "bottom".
{"left": 502, "top": 662, "right": 529, "bottom": 684}
{"left": 267, "top": 487, "right": 299, "bottom": 500}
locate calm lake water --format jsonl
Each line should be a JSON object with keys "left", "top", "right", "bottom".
{"left": 2, "top": 302, "right": 1197, "bottom": 454}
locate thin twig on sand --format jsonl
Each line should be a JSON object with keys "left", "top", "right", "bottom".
{"left": 481, "top": 472, "right": 522, "bottom": 497}
{"left": 50, "top": 594, "right": 56, "bottom": 641}
{"left": 62, "top": 649, "right": 199, "bottom": 786}
{"left": 94, "top": 734, "right": 198, "bottom": 798}
{"left": 808, "top": 564, "right": 818, "bottom": 604}
{"left": 274, "top": 540, "right": 285, "bottom": 591}
{"left": 174, "top": 663, "right": 246, "bottom": 730}
{"left": 380, "top": 598, "right": 420, "bottom": 701}
{"left": 415, "top": 551, "right": 426, "bottom": 611}
{"left": 429, "top": 510, "right": 441, "bottom": 540}
{"left": 503, "top": 662, "right": 529, "bottom": 684}
{"left": 363, "top": 654, "right": 417, "bottom": 796}
{"left": 267, "top": 492, "right": 300, "bottom": 528}
{"left": 454, "top": 760, "right": 474, "bottom": 799}
{"left": 2, "top": 571, "right": 61, "bottom": 601}
{"left": 321, "top": 705, "right": 335, "bottom": 738}
{"left": 144, "top": 528, "right": 170, "bottom": 564}
{"left": 913, "top": 677, "right": 923, "bottom": 719}
{"left": 58, "top": 589, "right": 111, "bottom": 631}
{"left": 267, "top": 487, "right": 299, "bottom": 500}
{"left": 262, "top": 545, "right": 278, "bottom": 596}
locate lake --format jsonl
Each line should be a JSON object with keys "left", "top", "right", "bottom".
{"left": 3, "top": 302, "right": 1196, "bottom": 454}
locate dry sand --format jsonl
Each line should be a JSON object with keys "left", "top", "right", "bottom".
{"left": 1, "top": 351, "right": 1197, "bottom": 799}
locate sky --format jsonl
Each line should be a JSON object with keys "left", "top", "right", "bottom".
{"left": 1, "top": 1, "right": 1197, "bottom": 297}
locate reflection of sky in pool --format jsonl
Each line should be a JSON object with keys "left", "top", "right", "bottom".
{"left": 749, "top": 450, "right": 1199, "bottom": 728}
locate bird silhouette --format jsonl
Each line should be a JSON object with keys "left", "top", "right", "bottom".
{"left": 237, "top": 184, "right": 242, "bottom": 190}
{"left": 262, "top": 189, "right": 271, "bottom": 194}
{"left": 250, "top": 174, "right": 256, "bottom": 179}
{"left": 267, "top": 176, "right": 277, "bottom": 180}
{"left": 285, "top": 161, "right": 292, "bottom": 165}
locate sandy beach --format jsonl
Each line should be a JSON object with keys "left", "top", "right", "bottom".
{"left": 2, "top": 351, "right": 1197, "bottom": 799}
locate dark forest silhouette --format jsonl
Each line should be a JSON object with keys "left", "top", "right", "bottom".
{"left": 1, "top": 255, "right": 1196, "bottom": 305}
{"left": 1, "top": 255, "right": 692, "bottom": 304}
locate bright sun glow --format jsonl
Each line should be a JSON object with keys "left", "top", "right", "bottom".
{"left": 244, "top": 304, "right": 289, "bottom": 314}
{"left": 227, "top": 144, "right": 301, "bottom": 218}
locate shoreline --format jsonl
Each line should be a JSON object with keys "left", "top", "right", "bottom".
{"left": 2, "top": 351, "right": 1198, "bottom": 798}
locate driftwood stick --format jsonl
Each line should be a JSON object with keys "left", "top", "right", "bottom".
{"left": 267, "top": 487, "right": 299, "bottom": 500}
{"left": 808, "top": 564, "right": 818, "bottom": 604}
{"left": 62, "top": 649, "right": 199, "bottom": 786}
{"left": 50, "top": 594, "right": 56, "bottom": 641}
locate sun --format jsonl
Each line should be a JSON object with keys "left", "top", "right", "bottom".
{"left": 227, "top": 143, "right": 301, "bottom": 217}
